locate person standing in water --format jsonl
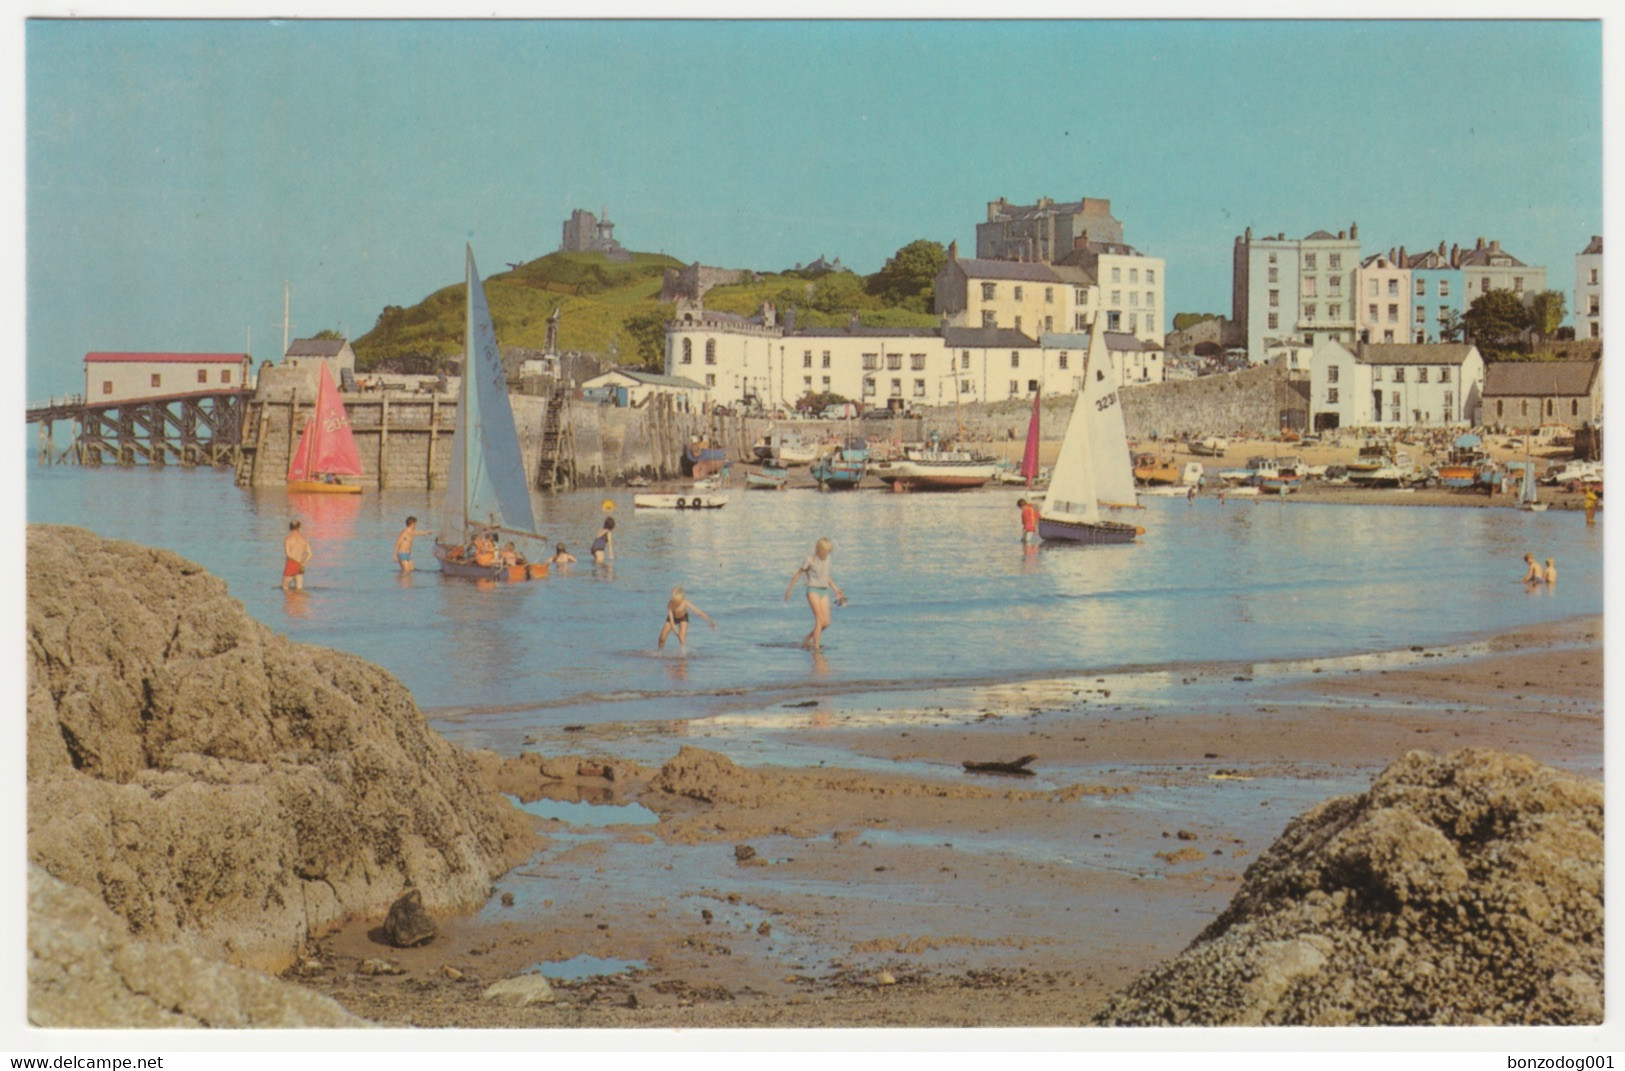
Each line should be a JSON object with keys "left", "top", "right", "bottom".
{"left": 1543, "top": 558, "right": 1558, "bottom": 585}
{"left": 394, "top": 516, "right": 433, "bottom": 573}
{"left": 1016, "top": 498, "right": 1039, "bottom": 546}
{"left": 1521, "top": 553, "right": 1544, "bottom": 584}
{"left": 591, "top": 517, "right": 616, "bottom": 564}
{"left": 784, "top": 537, "right": 846, "bottom": 653}
{"left": 657, "top": 586, "right": 716, "bottom": 651}
{"left": 281, "top": 520, "right": 312, "bottom": 592}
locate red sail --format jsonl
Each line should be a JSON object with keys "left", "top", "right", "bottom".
{"left": 287, "top": 363, "right": 364, "bottom": 480}
{"left": 1020, "top": 388, "right": 1041, "bottom": 484}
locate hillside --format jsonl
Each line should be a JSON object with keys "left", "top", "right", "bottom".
{"left": 352, "top": 250, "right": 940, "bottom": 373}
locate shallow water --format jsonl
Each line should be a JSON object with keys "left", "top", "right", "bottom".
{"left": 27, "top": 464, "right": 1603, "bottom": 738}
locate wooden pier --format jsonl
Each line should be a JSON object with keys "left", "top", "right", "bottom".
{"left": 26, "top": 390, "right": 251, "bottom": 468}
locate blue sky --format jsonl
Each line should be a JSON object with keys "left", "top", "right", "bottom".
{"left": 24, "top": 18, "right": 1602, "bottom": 399}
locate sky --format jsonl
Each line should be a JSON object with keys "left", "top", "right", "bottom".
{"left": 22, "top": 18, "right": 1604, "bottom": 400}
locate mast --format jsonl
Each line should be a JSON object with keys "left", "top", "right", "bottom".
{"left": 282, "top": 281, "right": 290, "bottom": 361}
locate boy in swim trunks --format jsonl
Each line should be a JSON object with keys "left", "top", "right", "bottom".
{"left": 282, "top": 520, "right": 312, "bottom": 591}
{"left": 657, "top": 586, "right": 715, "bottom": 651}
{"left": 394, "top": 516, "right": 433, "bottom": 573}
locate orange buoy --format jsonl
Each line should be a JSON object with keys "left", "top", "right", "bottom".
{"left": 601, "top": 499, "right": 615, "bottom": 512}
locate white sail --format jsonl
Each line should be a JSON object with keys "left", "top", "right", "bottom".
{"left": 438, "top": 246, "right": 539, "bottom": 539}
{"left": 1041, "top": 361, "right": 1103, "bottom": 527}
{"left": 1085, "top": 329, "right": 1138, "bottom": 508}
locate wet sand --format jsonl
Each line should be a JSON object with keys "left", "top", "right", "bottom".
{"left": 300, "top": 615, "right": 1602, "bottom": 1028}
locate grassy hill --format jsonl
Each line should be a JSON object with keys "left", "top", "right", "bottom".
{"left": 352, "top": 251, "right": 940, "bottom": 373}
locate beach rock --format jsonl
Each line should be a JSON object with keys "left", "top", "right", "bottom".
{"left": 25, "top": 525, "right": 535, "bottom": 979}
{"left": 652, "top": 746, "right": 771, "bottom": 806}
{"left": 358, "top": 958, "right": 402, "bottom": 976}
{"left": 27, "top": 866, "right": 366, "bottom": 1028}
{"left": 1094, "top": 749, "right": 1603, "bottom": 1026}
{"left": 482, "top": 975, "right": 556, "bottom": 1007}
{"left": 734, "top": 844, "right": 757, "bottom": 862}
{"left": 382, "top": 889, "right": 437, "bottom": 948}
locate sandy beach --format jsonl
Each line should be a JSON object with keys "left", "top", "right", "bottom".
{"left": 289, "top": 614, "right": 1602, "bottom": 1028}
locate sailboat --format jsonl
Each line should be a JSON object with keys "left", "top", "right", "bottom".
{"left": 1019, "top": 389, "right": 1042, "bottom": 486}
{"left": 1038, "top": 327, "right": 1144, "bottom": 545}
{"left": 1518, "top": 435, "right": 1548, "bottom": 512}
{"left": 433, "top": 247, "right": 550, "bottom": 581}
{"left": 286, "top": 362, "right": 364, "bottom": 494}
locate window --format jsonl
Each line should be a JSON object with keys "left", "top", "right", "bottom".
{"left": 1074, "top": 288, "right": 1088, "bottom": 304}
{"left": 1328, "top": 365, "right": 1340, "bottom": 383}
{"left": 1268, "top": 290, "right": 1280, "bottom": 307}
{"left": 821, "top": 351, "right": 831, "bottom": 368}
{"left": 1111, "top": 267, "right": 1121, "bottom": 282}
{"left": 803, "top": 351, "right": 812, "bottom": 368}
{"left": 1074, "top": 314, "right": 1087, "bottom": 330}
{"left": 886, "top": 354, "right": 902, "bottom": 370}
{"left": 961, "top": 351, "right": 970, "bottom": 370}
{"left": 101, "top": 380, "right": 112, "bottom": 395}
{"left": 221, "top": 369, "right": 232, "bottom": 384}
{"left": 1440, "top": 306, "right": 1451, "bottom": 322}
{"left": 913, "top": 379, "right": 926, "bottom": 397}
{"left": 862, "top": 353, "right": 879, "bottom": 371}
{"left": 1589, "top": 296, "right": 1600, "bottom": 315}
{"left": 1589, "top": 268, "right": 1599, "bottom": 285}
{"left": 1303, "top": 304, "right": 1317, "bottom": 321}
{"left": 1572, "top": 399, "right": 1580, "bottom": 417}
{"left": 1107, "top": 311, "right": 1121, "bottom": 331}
{"left": 1110, "top": 290, "right": 1121, "bottom": 306}
{"left": 1014, "top": 316, "right": 1022, "bottom": 333}
{"left": 1388, "top": 304, "right": 1399, "bottom": 322}
{"left": 1415, "top": 306, "right": 1427, "bottom": 324}
{"left": 1009, "top": 380, "right": 1019, "bottom": 395}
{"left": 1329, "top": 254, "right": 1341, "bottom": 270}
{"left": 1013, "top": 286, "right": 1024, "bottom": 301}
{"left": 151, "top": 374, "right": 162, "bottom": 388}
{"left": 1304, "top": 333, "right": 1314, "bottom": 346}
{"left": 962, "top": 379, "right": 972, "bottom": 394}
{"left": 1328, "top": 387, "right": 1340, "bottom": 403}
{"left": 1415, "top": 279, "right": 1426, "bottom": 296}
{"left": 1387, "top": 279, "right": 1399, "bottom": 296}
{"left": 681, "top": 339, "right": 693, "bottom": 363}
{"left": 1268, "top": 253, "right": 1277, "bottom": 264}
{"left": 1393, "top": 367, "right": 1405, "bottom": 383}
{"left": 1521, "top": 400, "right": 1529, "bottom": 418}
{"left": 822, "top": 376, "right": 831, "bottom": 389}
{"left": 1368, "top": 304, "right": 1379, "bottom": 321}
{"left": 1373, "top": 367, "right": 1383, "bottom": 382}
{"left": 1383, "top": 330, "right": 1395, "bottom": 343}
{"left": 1444, "top": 391, "right": 1453, "bottom": 417}
{"left": 1329, "top": 275, "right": 1341, "bottom": 293}
{"left": 1416, "top": 331, "right": 1427, "bottom": 344}
{"left": 1129, "top": 269, "right": 1139, "bottom": 283}
{"left": 1269, "top": 267, "right": 1280, "bottom": 283}
{"left": 805, "top": 376, "right": 814, "bottom": 389}
{"left": 1514, "top": 277, "right": 1524, "bottom": 293}
{"left": 861, "top": 379, "right": 874, "bottom": 396}
{"left": 982, "top": 283, "right": 996, "bottom": 300}
{"left": 1010, "top": 351, "right": 1021, "bottom": 368}
{"left": 1130, "top": 292, "right": 1140, "bottom": 307}
{"left": 1267, "top": 313, "right": 1279, "bottom": 330}
{"left": 1496, "top": 400, "right": 1504, "bottom": 418}
{"left": 1439, "top": 279, "right": 1450, "bottom": 297}
{"left": 890, "top": 378, "right": 902, "bottom": 397}
{"left": 1028, "top": 379, "right": 1040, "bottom": 393}
{"left": 1418, "top": 368, "right": 1429, "bottom": 383}
{"left": 1440, "top": 367, "right": 1450, "bottom": 383}
{"left": 982, "top": 311, "right": 996, "bottom": 327}
{"left": 1328, "top": 304, "right": 1341, "bottom": 320}
{"left": 1482, "top": 276, "right": 1491, "bottom": 293}
{"left": 1044, "top": 287, "right": 1054, "bottom": 304}
{"left": 705, "top": 340, "right": 716, "bottom": 364}
{"left": 1591, "top": 323, "right": 1601, "bottom": 339}
{"left": 197, "top": 369, "right": 208, "bottom": 384}
{"left": 1146, "top": 269, "right": 1156, "bottom": 284}
{"left": 1368, "top": 279, "right": 1379, "bottom": 297}
{"left": 1058, "top": 352, "right": 1069, "bottom": 369}
{"left": 1304, "top": 277, "right": 1317, "bottom": 297}
{"left": 910, "top": 353, "right": 926, "bottom": 370}
{"left": 1043, "top": 316, "right": 1053, "bottom": 332}
{"left": 1130, "top": 314, "right": 1139, "bottom": 332}
{"left": 1146, "top": 292, "right": 1155, "bottom": 307}
{"left": 1305, "top": 253, "right": 1317, "bottom": 269}
{"left": 705, "top": 374, "right": 716, "bottom": 387}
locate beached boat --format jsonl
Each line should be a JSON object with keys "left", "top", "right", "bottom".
{"left": 872, "top": 449, "right": 998, "bottom": 491}
{"left": 810, "top": 454, "right": 866, "bottom": 490}
{"left": 746, "top": 464, "right": 789, "bottom": 490}
{"left": 753, "top": 431, "right": 823, "bottom": 466}
{"left": 1367, "top": 452, "right": 1423, "bottom": 488}
{"left": 682, "top": 439, "right": 729, "bottom": 479}
{"left": 1258, "top": 455, "right": 1304, "bottom": 495}
{"left": 286, "top": 362, "right": 364, "bottom": 494}
{"left": 1037, "top": 328, "right": 1143, "bottom": 545}
{"left": 432, "top": 247, "right": 549, "bottom": 582}
{"left": 1437, "top": 434, "right": 1488, "bottom": 489}
{"left": 634, "top": 492, "right": 728, "bottom": 509}
{"left": 1347, "top": 442, "right": 1392, "bottom": 481}
{"left": 1187, "top": 436, "right": 1229, "bottom": 457}
{"left": 1133, "top": 452, "right": 1182, "bottom": 485}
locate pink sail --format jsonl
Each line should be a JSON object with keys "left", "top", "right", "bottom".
{"left": 287, "top": 363, "right": 364, "bottom": 480}
{"left": 1020, "top": 388, "right": 1041, "bottom": 485}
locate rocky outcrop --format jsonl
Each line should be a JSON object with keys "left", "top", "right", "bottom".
{"left": 1095, "top": 749, "right": 1603, "bottom": 1026}
{"left": 28, "top": 866, "right": 366, "bottom": 1028}
{"left": 26, "top": 525, "right": 534, "bottom": 976}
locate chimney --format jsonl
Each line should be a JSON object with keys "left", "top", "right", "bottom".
{"left": 1451, "top": 243, "right": 1460, "bottom": 266}
{"left": 1339, "top": 230, "right": 1346, "bottom": 240}
{"left": 947, "top": 239, "right": 958, "bottom": 261}
{"left": 1476, "top": 237, "right": 1485, "bottom": 250}
{"left": 1438, "top": 240, "right": 1446, "bottom": 256}
{"left": 1389, "top": 247, "right": 1396, "bottom": 262}
{"left": 1399, "top": 245, "right": 1407, "bottom": 266}
{"left": 1489, "top": 240, "right": 1501, "bottom": 253}
{"left": 1278, "top": 233, "right": 1286, "bottom": 241}
{"left": 1351, "top": 222, "right": 1358, "bottom": 240}
{"left": 1244, "top": 226, "right": 1252, "bottom": 242}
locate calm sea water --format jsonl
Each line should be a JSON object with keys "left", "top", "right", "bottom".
{"left": 27, "top": 464, "right": 1604, "bottom": 732}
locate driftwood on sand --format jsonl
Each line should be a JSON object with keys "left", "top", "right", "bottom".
{"left": 962, "top": 754, "right": 1037, "bottom": 776}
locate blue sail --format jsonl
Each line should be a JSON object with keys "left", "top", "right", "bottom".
{"left": 440, "top": 246, "right": 538, "bottom": 538}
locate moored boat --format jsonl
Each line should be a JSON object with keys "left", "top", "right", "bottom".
{"left": 1132, "top": 452, "right": 1182, "bottom": 485}
{"left": 634, "top": 492, "right": 729, "bottom": 509}
{"left": 810, "top": 455, "right": 866, "bottom": 490}
{"left": 872, "top": 450, "right": 998, "bottom": 491}
{"left": 1187, "top": 436, "right": 1229, "bottom": 457}
{"left": 746, "top": 464, "right": 789, "bottom": 490}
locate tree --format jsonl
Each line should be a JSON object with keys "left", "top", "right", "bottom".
{"left": 621, "top": 305, "right": 674, "bottom": 371}
{"left": 1173, "top": 312, "right": 1220, "bottom": 333}
{"left": 1437, "top": 309, "right": 1465, "bottom": 343}
{"left": 313, "top": 328, "right": 344, "bottom": 340}
{"left": 1528, "top": 290, "right": 1568, "bottom": 344}
{"left": 1461, "top": 290, "right": 1530, "bottom": 354}
{"left": 866, "top": 239, "right": 947, "bottom": 313}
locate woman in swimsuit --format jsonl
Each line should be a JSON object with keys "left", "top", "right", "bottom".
{"left": 658, "top": 586, "right": 715, "bottom": 651}
{"left": 783, "top": 537, "right": 845, "bottom": 654}
{"left": 591, "top": 517, "right": 616, "bottom": 564}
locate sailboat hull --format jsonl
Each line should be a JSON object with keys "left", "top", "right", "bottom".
{"left": 433, "top": 541, "right": 547, "bottom": 581}
{"left": 1038, "top": 516, "right": 1141, "bottom": 545}
{"left": 285, "top": 480, "right": 363, "bottom": 495}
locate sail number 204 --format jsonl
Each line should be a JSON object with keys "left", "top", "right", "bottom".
{"left": 1095, "top": 392, "right": 1118, "bottom": 412}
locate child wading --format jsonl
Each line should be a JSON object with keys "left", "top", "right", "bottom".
{"left": 658, "top": 587, "right": 716, "bottom": 651}
{"left": 784, "top": 537, "right": 846, "bottom": 653}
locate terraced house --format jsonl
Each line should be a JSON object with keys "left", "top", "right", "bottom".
{"left": 1307, "top": 340, "right": 1484, "bottom": 431}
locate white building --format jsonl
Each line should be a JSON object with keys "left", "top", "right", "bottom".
{"left": 1458, "top": 238, "right": 1545, "bottom": 306}
{"left": 1232, "top": 225, "right": 1361, "bottom": 363}
{"left": 665, "top": 315, "right": 1160, "bottom": 410}
{"left": 84, "top": 352, "right": 250, "bottom": 403}
{"left": 1055, "top": 239, "right": 1165, "bottom": 346}
{"left": 579, "top": 368, "right": 707, "bottom": 410}
{"left": 283, "top": 337, "right": 357, "bottom": 383}
{"left": 1575, "top": 235, "right": 1602, "bottom": 341}
{"left": 1308, "top": 340, "right": 1484, "bottom": 432}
